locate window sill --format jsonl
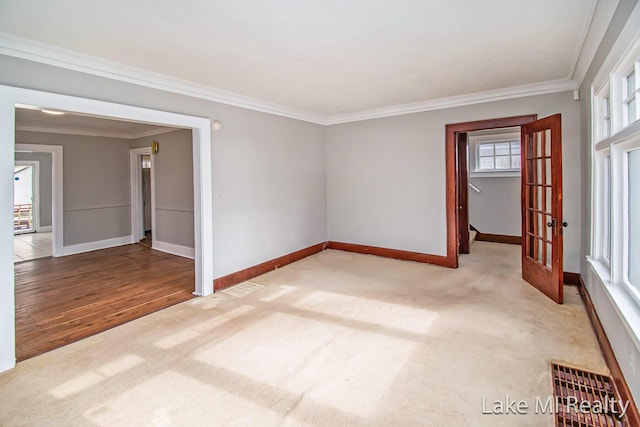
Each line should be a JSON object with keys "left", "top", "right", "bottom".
{"left": 470, "top": 171, "right": 520, "bottom": 178}
{"left": 587, "top": 257, "right": 640, "bottom": 352}
{"left": 587, "top": 256, "right": 611, "bottom": 284}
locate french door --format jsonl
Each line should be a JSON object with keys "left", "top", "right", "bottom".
{"left": 521, "top": 114, "right": 564, "bottom": 304}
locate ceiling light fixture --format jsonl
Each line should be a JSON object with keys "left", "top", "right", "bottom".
{"left": 41, "top": 109, "right": 65, "bottom": 115}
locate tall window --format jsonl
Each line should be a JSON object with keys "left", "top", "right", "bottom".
{"left": 591, "top": 21, "right": 640, "bottom": 313}
{"left": 603, "top": 155, "right": 611, "bottom": 264}
{"left": 624, "top": 68, "right": 638, "bottom": 126}
{"left": 628, "top": 149, "right": 640, "bottom": 294}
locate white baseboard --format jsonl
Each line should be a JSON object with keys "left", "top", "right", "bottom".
{"left": 152, "top": 241, "right": 195, "bottom": 259}
{"left": 63, "top": 235, "right": 134, "bottom": 256}
{"left": 37, "top": 225, "right": 52, "bottom": 233}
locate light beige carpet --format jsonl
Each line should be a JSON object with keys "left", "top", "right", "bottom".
{"left": 0, "top": 243, "right": 606, "bottom": 426}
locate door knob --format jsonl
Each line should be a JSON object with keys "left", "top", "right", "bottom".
{"left": 562, "top": 221, "right": 568, "bottom": 227}
{"left": 546, "top": 219, "right": 556, "bottom": 227}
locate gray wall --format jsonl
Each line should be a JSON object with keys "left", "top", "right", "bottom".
{"left": 579, "top": 0, "right": 640, "bottom": 404}
{"left": 0, "top": 54, "right": 327, "bottom": 278}
{"left": 468, "top": 177, "right": 520, "bottom": 236}
{"left": 132, "top": 129, "right": 195, "bottom": 248}
{"left": 326, "top": 91, "right": 582, "bottom": 272}
{"left": 15, "top": 131, "right": 132, "bottom": 246}
{"left": 14, "top": 151, "right": 52, "bottom": 228}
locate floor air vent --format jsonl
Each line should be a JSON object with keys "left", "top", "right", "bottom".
{"left": 221, "top": 281, "right": 265, "bottom": 297}
{"left": 551, "top": 363, "right": 629, "bottom": 427}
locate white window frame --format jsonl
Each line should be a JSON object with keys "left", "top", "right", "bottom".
{"left": 592, "top": 148, "right": 611, "bottom": 273}
{"left": 609, "top": 133, "right": 640, "bottom": 307}
{"left": 622, "top": 64, "right": 639, "bottom": 127}
{"left": 468, "top": 129, "right": 521, "bottom": 178}
{"left": 589, "top": 5, "right": 640, "bottom": 344}
{"left": 594, "top": 83, "right": 611, "bottom": 141}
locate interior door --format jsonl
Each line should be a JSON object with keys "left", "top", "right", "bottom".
{"left": 457, "top": 132, "right": 470, "bottom": 254}
{"left": 521, "top": 114, "right": 564, "bottom": 303}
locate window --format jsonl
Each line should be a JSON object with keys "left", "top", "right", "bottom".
{"left": 603, "top": 154, "right": 611, "bottom": 264}
{"left": 595, "top": 85, "right": 611, "bottom": 141}
{"left": 141, "top": 155, "right": 151, "bottom": 169}
{"left": 468, "top": 127, "right": 522, "bottom": 177}
{"left": 476, "top": 141, "right": 520, "bottom": 171}
{"left": 628, "top": 149, "right": 640, "bottom": 293}
{"left": 624, "top": 68, "right": 639, "bottom": 126}
{"left": 589, "top": 8, "right": 640, "bottom": 327}
{"left": 603, "top": 96, "right": 611, "bottom": 138}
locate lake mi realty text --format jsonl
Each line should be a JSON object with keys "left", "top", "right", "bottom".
{"left": 481, "top": 395, "right": 630, "bottom": 417}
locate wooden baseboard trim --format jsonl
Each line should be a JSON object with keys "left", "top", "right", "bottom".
{"left": 474, "top": 232, "right": 521, "bottom": 245}
{"left": 563, "top": 271, "right": 581, "bottom": 286}
{"left": 213, "top": 242, "right": 326, "bottom": 291}
{"left": 326, "top": 241, "right": 454, "bottom": 267}
{"left": 577, "top": 275, "right": 639, "bottom": 426}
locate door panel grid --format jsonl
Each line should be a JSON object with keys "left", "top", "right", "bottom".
{"left": 521, "top": 114, "right": 563, "bottom": 304}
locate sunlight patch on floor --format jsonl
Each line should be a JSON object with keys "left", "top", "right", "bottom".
{"left": 259, "top": 284, "right": 297, "bottom": 302}
{"left": 194, "top": 312, "right": 416, "bottom": 418}
{"left": 83, "top": 371, "right": 282, "bottom": 426}
{"left": 154, "top": 329, "right": 201, "bottom": 350}
{"left": 49, "top": 354, "right": 144, "bottom": 399}
{"left": 292, "top": 290, "right": 438, "bottom": 334}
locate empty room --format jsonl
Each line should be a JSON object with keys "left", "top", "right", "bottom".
{"left": 0, "top": 1, "right": 639, "bottom": 426}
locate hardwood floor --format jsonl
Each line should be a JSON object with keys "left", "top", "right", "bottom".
{"left": 14, "top": 244, "right": 194, "bottom": 361}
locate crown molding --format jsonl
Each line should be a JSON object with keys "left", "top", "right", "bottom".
{"left": 1, "top": 33, "right": 582, "bottom": 127}
{"left": 15, "top": 124, "right": 177, "bottom": 140}
{"left": 324, "top": 79, "right": 579, "bottom": 125}
{"left": 0, "top": 33, "right": 326, "bottom": 125}
{"left": 570, "top": 0, "right": 620, "bottom": 84}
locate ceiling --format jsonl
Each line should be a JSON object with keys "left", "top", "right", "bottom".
{"left": 15, "top": 107, "right": 175, "bottom": 139}
{"left": 0, "top": 0, "right": 613, "bottom": 121}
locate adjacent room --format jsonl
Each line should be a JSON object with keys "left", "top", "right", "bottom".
{"left": 12, "top": 108, "right": 197, "bottom": 361}
{"left": 0, "top": 0, "right": 639, "bottom": 425}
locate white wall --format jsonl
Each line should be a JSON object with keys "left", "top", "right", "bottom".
{"left": 16, "top": 131, "right": 132, "bottom": 246}
{"left": 326, "top": 91, "right": 582, "bottom": 272}
{"left": 468, "top": 177, "right": 521, "bottom": 236}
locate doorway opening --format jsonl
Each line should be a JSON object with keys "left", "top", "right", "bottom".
{"left": 446, "top": 114, "right": 566, "bottom": 304}
{"left": 131, "top": 148, "right": 154, "bottom": 248}
{"left": 13, "top": 162, "right": 37, "bottom": 234}
{"left": 141, "top": 154, "right": 152, "bottom": 247}
{"left": 445, "top": 115, "right": 537, "bottom": 264}
{"left": 14, "top": 150, "right": 56, "bottom": 262}
{"left": 466, "top": 126, "right": 523, "bottom": 248}
{"left": 0, "top": 85, "right": 213, "bottom": 371}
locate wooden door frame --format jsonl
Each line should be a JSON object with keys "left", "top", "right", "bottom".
{"left": 445, "top": 114, "right": 537, "bottom": 267}
{"left": 456, "top": 133, "right": 470, "bottom": 254}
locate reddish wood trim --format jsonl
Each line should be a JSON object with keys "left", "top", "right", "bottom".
{"left": 213, "top": 242, "right": 326, "bottom": 291}
{"left": 578, "top": 276, "right": 640, "bottom": 426}
{"left": 475, "top": 232, "right": 521, "bottom": 245}
{"left": 327, "top": 241, "right": 454, "bottom": 267}
{"left": 445, "top": 115, "right": 537, "bottom": 269}
{"left": 457, "top": 132, "right": 470, "bottom": 254}
{"left": 563, "top": 271, "right": 581, "bottom": 286}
